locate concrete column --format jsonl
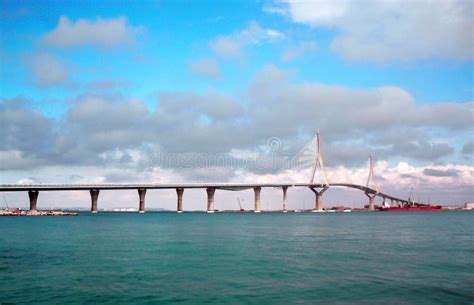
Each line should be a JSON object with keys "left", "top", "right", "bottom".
{"left": 365, "top": 193, "right": 376, "bottom": 211}
{"left": 310, "top": 186, "right": 328, "bottom": 211}
{"left": 282, "top": 186, "right": 288, "bottom": 212}
{"left": 316, "top": 193, "right": 323, "bottom": 211}
{"left": 28, "top": 190, "right": 39, "bottom": 211}
{"left": 254, "top": 187, "right": 261, "bottom": 213}
{"left": 176, "top": 188, "right": 184, "bottom": 213}
{"left": 206, "top": 187, "right": 216, "bottom": 213}
{"left": 390, "top": 199, "right": 394, "bottom": 206}
{"left": 138, "top": 189, "right": 146, "bottom": 213}
{"left": 90, "top": 189, "right": 99, "bottom": 213}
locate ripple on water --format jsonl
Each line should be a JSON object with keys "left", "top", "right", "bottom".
{"left": 0, "top": 212, "right": 473, "bottom": 304}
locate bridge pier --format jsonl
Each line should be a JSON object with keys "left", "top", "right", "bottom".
{"left": 282, "top": 186, "right": 288, "bottom": 212}
{"left": 28, "top": 190, "right": 39, "bottom": 211}
{"left": 138, "top": 189, "right": 146, "bottom": 213}
{"left": 206, "top": 187, "right": 216, "bottom": 213}
{"left": 310, "top": 186, "right": 328, "bottom": 211}
{"left": 176, "top": 188, "right": 184, "bottom": 213}
{"left": 254, "top": 187, "right": 261, "bottom": 213}
{"left": 365, "top": 192, "right": 376, "bottom": 211}
{"left": 90, "top": 189, "right": 99, "bottom": 213}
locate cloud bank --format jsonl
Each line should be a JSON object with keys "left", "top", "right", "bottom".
{"left": 266, "top": 0, "right": 473, "bottom": 62}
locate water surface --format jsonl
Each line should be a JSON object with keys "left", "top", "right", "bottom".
{"left": 1, "top": 212, "right": 473, "bottom": 304}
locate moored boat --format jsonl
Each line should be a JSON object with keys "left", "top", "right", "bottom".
{"left": 379, "top": 205, "right": 442, "bottom": 211}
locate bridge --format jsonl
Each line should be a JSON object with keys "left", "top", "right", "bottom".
{"left": 0, "top": 131, "right": 420, "bottom": 213}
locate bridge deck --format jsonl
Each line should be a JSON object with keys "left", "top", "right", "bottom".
{"left": 0, "top": 183, "right": 407, "bottom": 202}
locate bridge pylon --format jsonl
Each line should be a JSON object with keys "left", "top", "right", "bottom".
{"left": 365, "top": 153, "right": 379, "bottom": 211}
{"left": 309, "top": 130, "right": 329, "bottom": 211}
{"left": 309, "top": 129, "right": 330, "bottom": 185}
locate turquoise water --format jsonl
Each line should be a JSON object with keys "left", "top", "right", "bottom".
{"left": 1, "top": 212, "right": 473, "bottom": 304}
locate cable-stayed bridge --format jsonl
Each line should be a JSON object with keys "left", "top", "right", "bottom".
{"left": 0, "top": 132, "right": 425, "bottom": 213}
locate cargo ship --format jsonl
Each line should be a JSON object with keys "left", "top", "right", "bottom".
{"left": 379, "top": 204, "right": 442, "bottom": 211}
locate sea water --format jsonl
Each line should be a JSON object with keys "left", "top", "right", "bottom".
{"left": 1, "top": 212, "right": 473, "bottom": 304}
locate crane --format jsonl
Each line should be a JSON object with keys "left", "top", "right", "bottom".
{"left": 408, "top": 186, "right": 414, "bottom": 206}
{"left": 237, "top": 198, "right": 244, "bottom": 212}
{"left": 2, "top": 194, "right": 9, "bottom": 210}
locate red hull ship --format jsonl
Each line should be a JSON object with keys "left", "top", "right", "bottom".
{"left": 379, "top": 205, "right": 442, "bottom": 211}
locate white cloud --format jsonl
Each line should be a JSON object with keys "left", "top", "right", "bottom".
{"left": 189, "top": 58, "right": 221, "bottom": 79}
{"left": 210, "top": 21, "right": 285, "bottom": 58}
{"left": 41, "top": 16, "right": 142, "bottom": 48}
{"left": 266, "top": 0, "right": 473, "bottom": 62}
{"left": 210, "top": 37, "right": 241, "bottom": 58}
{"left": 281, "top": 41, "right": 319, "bottom": 62}
{"left": 3, "top": 65, "right": 472, "bottom": 172}
{"left": 30, "top": 53, "right": 68, "bottom": 87}
{"left": 85, "top": 79, "right": 132, "bottom": 91}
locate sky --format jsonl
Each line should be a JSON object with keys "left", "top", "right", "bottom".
{"left": 0, "top": 0, "right": 473, "bottom": 210}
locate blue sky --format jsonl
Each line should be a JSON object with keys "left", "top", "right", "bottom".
{"left": 2, "top": 0, "right": 472, "bottom": 106}
{"left": 0, "top": 0, "right": 473, "bottom": 208}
